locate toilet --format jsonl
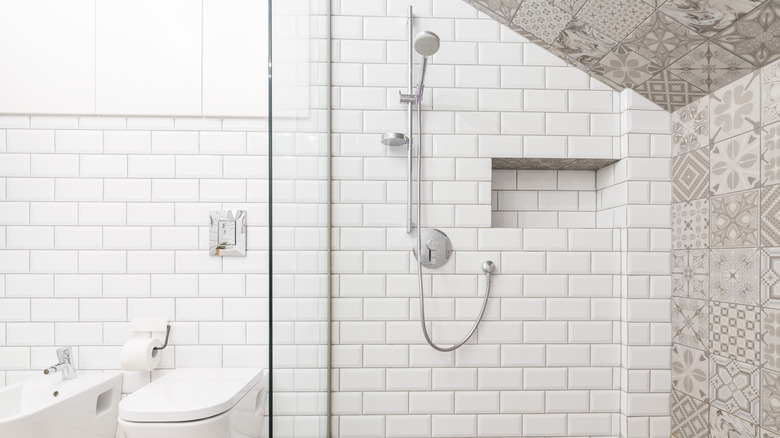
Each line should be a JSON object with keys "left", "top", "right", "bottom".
{"left": 116, "top": 368, "right": 267, "bottom": 438}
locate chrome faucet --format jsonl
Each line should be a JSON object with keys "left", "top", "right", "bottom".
{"left": 44, "top": 347, "right": 76, "bottom": 380}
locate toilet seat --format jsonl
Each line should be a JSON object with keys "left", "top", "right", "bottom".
{"left": 119, "top": 368, "right": 264, "bottom": 423}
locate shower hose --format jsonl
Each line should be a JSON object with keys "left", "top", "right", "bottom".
{"left": 414, "top": 96, "right": 493, "bottom": 352}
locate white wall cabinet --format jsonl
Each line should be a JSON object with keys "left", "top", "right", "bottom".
{"left": 0, "top": 0, "right": 269, "bottom": 117}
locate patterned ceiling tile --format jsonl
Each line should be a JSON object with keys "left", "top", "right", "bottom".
{"left": 634, "top": 70, "right": 708, "bottom": 112}
{"left": 709, "top": 354, "right": 760, "bottom": 424}
{"left": 710, "top": 248, "right": 760, "bottom": 305}
{"left": 673, "top": 146, "right": 710, "bottom": 202}
{"left": 673, "top": 97, "right": 711, "bottom": 156}
{"left": 548, "top": 0, "right": 588, "bottom": 15}
{"left": 673, "top": 249, "right": 709, "bottom": 299}
{"left": 710, "top": 131, "right": 760, "bottom": 195}
{"left": 763, "top": 122, "right": 780, "bottom": 186}
{"left": 551, "top": 18, "right": 617, "bottom": 69}
{"left": 710, "top": 189, "right": 760, "bottom": 248}
{"left": 711, "top": 71, "right": 761, "bottom": 144}
{"left": 660, "top": 0, "right": 766, "bottom": 37}
{"left": 763, "top": 59, "right": 780, "bottom": 125}
{"left": 576, "top": 0, "right": 656, "bottom": 42}
{"left": 591, "top": 44, "right": 661, "bottom": 89}
{"left": 510, "top": 0, "right": 573, "bottom": 45}
{"left": 622, "top": 11, "right": 708, "bottom": 69}
{"left": 672, "top": 343, "right": 710, "bottom": 400}
{"left": 670, "top": 42, "right": 755, "bottom": 93}
{"left": 468, "top": 0, "right": 524, "bottom": 25}
{"left": 672, "top": 389, "right": 710, "bottom": 438}
{"left": 713, "top": 1, "right": 780, "bottom": 67}
{"left": 710, "top": 406, "right": 760, "bottom": 438}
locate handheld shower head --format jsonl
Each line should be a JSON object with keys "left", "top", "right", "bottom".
{"left": 414, "top": 31, "right": 440, "bottom": 57}
{"left": 381, "top": 132, "right": 409, "bottom": 146}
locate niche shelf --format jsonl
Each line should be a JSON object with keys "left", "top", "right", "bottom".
{"left": 492, "top": 157, "right": 619, "bottom": 171}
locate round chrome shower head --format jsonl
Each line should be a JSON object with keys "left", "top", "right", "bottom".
{"left": 381, "top": 132, "right": 409, "bottom": 146}
{"left": 414, "top": 31, "right": 440, "bottom": 57}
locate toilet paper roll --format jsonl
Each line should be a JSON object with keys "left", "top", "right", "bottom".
{"left": 120, "top": 338, "right": 163, "bottom": 371}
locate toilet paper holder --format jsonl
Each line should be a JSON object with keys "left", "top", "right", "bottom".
{"left": 131, "top": 318, "right": 171, "bottom": 352}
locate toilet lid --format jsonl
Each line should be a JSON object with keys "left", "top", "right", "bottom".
{"left": 119, "top": 368, "right": 264, "bottom": 422}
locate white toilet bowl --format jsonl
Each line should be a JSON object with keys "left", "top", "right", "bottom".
{"left": 116, "top": 368, "right": 267, "bottom": 438}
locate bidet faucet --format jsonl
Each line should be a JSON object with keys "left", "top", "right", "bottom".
{"left": 44, "top": 347, "right": 76, "bottom": 380}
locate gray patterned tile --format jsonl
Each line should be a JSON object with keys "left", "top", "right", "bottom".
{"left": 709, "top": 301, "right": 761, "bottom": 365}
{"left": 635, "top": 70, "right": 708, "bottom": 112}
{"left": 710, "top": 131, "right": 761, "bottom": 195}
{"left": 761, "top": 247, "right": 780, "bottom": 309}
{"left": 672, "top": 343, "right": 709, "bottom": 400}
{"left": 672, "top": 389, "right": 710, "bottom": 438}
{"left": 660, "top": 0, "right": 766, "bottom": 36}
{"left": 710, "top": 354, "right": 760, "bottom": 424}
{"left": 670, "top": 42, "right": 755, "bottom": 93}
{"left": 621, "top": 11, "right": 708, "bottom": 69}
{"left": 576, "top": 0, "right": 656, "bottom": 42}
{"left": 763, "top": 60, "right": 780, "bottom": 125}
{"left": 591, "top": 44, "right": 662, "bottom": 89}
{"left": 673, "top": 146, "right": 709, "bottom": 202}
{"left": 673, "top": 249, "right": 709, "bottom": 299}
{"left": 763, "top": 185, "right": 780, "bottom": 246}
{"left": 551, "top": 18, "right": 617, "bottom": 69}
{"left": 710, "top": 248, "right": 759, "bottom": 305}
{"left": 673, "top": 199, "right": 710, "bottom": 249}
{"left": 548, "top": 0, "right": 587, "bottom": 15}
{"left": 762, "top": 368, "right": 780, "bottom": 434}
{"left": 510, "top": 0, "right": 573, "bottom": 45}
{"left": 673, "top": 297, "right": 709, "bottom": 349}
{"left": 713, "top": 1, "right": 780, "bottom": 67}
{"left": 710, "top": 406, "right": 759, "bottom": 438}
{"left": 469, "top": 0, "right": 524, "bottom": 25}
{"left": 763, "top": 308, "right": 780, "bottom": 371}
{"left": 673, "top": 97, "right": 710, "bottom": 156}
{"left": 711, "top": 71, "right": 762, "bottom": 143}
{"left": 763, "top": 122, "right": 780, "bottom": 186}
{"left": 710, "top": 189, "right": 760, "bottom": 248}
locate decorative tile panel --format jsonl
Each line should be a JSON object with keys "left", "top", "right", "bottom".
{"left": 710, "top": 72, "right": 761, "bottom": 144}
{"left": 710, "top": 406, "right": 759, "bottom": 438}
{"left": 710, "top": 248, "right": 759, "bottom": 305}
{"left": 761, "top": 247, "right": 780, "bottom": 309}
{"left": 673, "top": 199, "right": 710, "bottom": 249}
{"left": 672, "top": 389, "right": 710, "bottom": 438}
{"left": 673, "top": 146, "right": 709, "bottom": 202}
{"left": 710, "top": 131, "right": 760, "bottom": 195}
{"left": 672, "top": 97, "right": 710, "bottom": 156}
{"left": 673, "top": 297, "right": 710, "bottom": 349}
{"left": 464, "top": 0, "right": 771, "bottom": 111}
{"left": 709, "top": 301, "right": 761, "bottom": 365}
{"left": 673, "top": 249, "right": 709, "bottom": 299}
{"left": 763, "top": 308, "right": 780, "bottom": 371}
{"left": 763, "top": 368, "right": 780, "bottom": 434}
{"left": 709, "top": 354, "right": 760, "bottom": 424}
{"left": 763, "top": 122, "right": 780, "bottom": 186}
{"left": 710, "top": 189, "right": 759, "bottom": 248}
{"left": 672, "top": 343, "right": 710, "bottom": 400}
{"left": 763, "top": 185, "right": 780, "bottom": 246}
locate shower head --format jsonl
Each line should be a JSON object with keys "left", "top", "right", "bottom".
{"left": 381, "top": 132, "right": 409, "bottom": 146}
{"left": 414, "top": 31, "right": 440, "bottom": 57}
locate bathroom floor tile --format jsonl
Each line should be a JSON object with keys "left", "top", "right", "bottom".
{"left": 672, "top": 249, "right": 709, "bottom": 299}
{"left": 671, "top": 389, "right": 709, "bottom": 438}
{"left": 712, "top": 1, "right": 780, "bottom": 68}
{"left": 673, "top": 297, "right": 709, "bottom": 350}
{"left": 763, "top": 186, "right": 780, "bottom": 246}
{"left": 709, "top": 301, "right": 761, "bottom": 366}
{"left": 575, "top": 0, "right": 655, "bottom": 42}
{"left": 762, "top": 122, "right": 780, "bottom": 186}
{"left": 673, "top": 199, "right": 710, "bottom": 250}
{"left": 672, "top": 343, "right": 709, "bottom": 401}
{"left": 710, "top": 189, "right": 759, "bottom": 248}
{"left": 710, "top": 248, "right": 759, "bottom": 305}
{"left": 710, "top": 72, "right": 761, "bottom": 144}
{"left": 762, "top": 368, "right": 780, "bottom": 434}
{"left": 551, "top": 18, "right": 616, "bottom": 69}
{"left": 672, "top": 97, "right": 710, "bottom": 157}
{"left": 634, "top": 70, "right": 708, "bottom": 112}
{"left": 670, "top": 43, "right": 755, "bottom": 94}
{"left": 660, "top": 0, "right": 765, "bottom": 37}
{"left": 673, "top": 147, "right": 709, "bottom": 202}
{"left": 621, "top": 11, "right": 707, "bottom": 69}
{"left": 710, "top": 354, "right": 760, "bottom": 424}
{"left": 710, "top": 131, "right": 760, "bottom": 196}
